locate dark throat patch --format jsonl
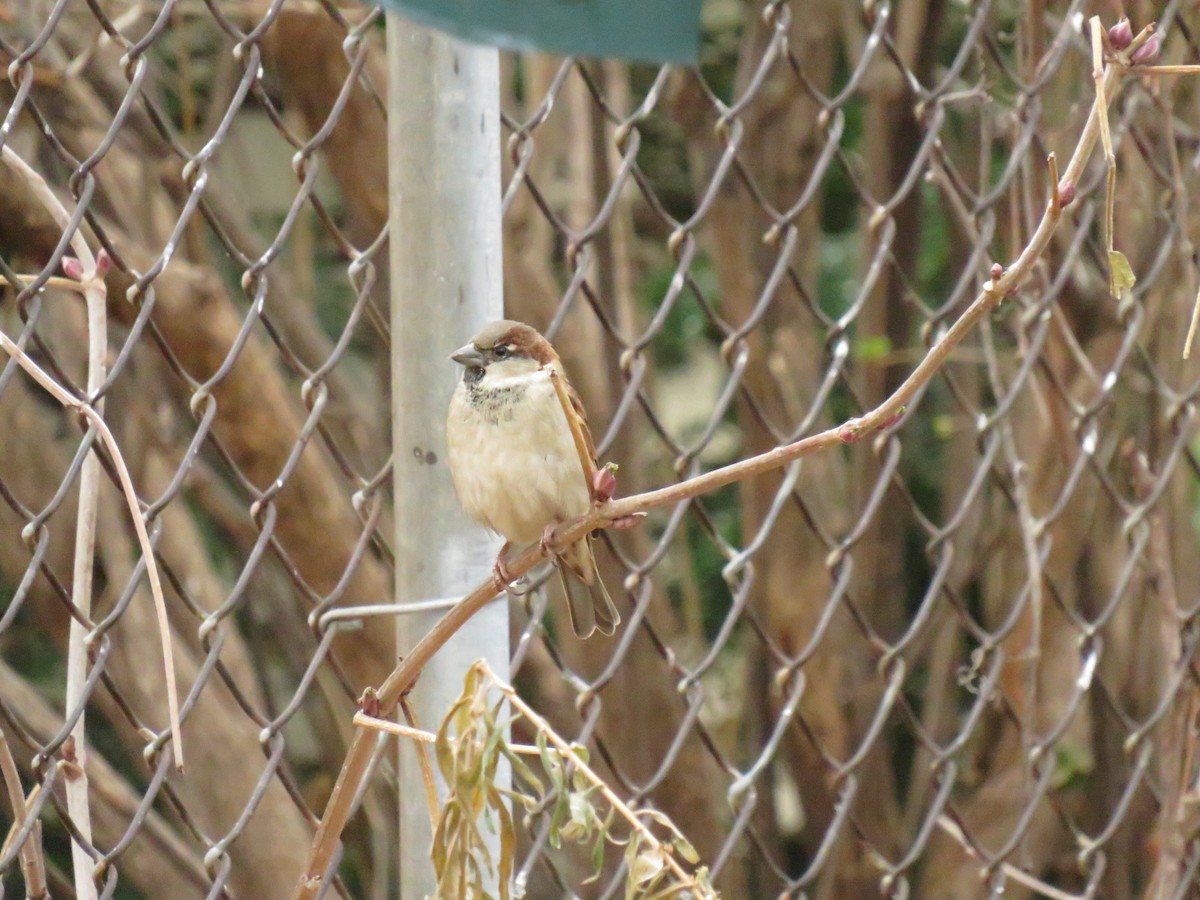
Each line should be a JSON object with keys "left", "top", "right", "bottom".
{"left": 466, "top": 381, "right": 524, "bottom": 424}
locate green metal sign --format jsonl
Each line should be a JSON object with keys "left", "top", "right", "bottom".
{"left": 377, "top": 0, "right": 702, "bottom": 64}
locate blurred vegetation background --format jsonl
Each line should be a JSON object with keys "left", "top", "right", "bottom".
{"left": 1, "top": 0, "right": 1200, "bottom": 897}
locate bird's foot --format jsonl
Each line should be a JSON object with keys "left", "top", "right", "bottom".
{"left": 539, "top": 523, "right": 564, "bottom": 562}
{"left": 492, "top": 542, "right": 531, "bottom": 596}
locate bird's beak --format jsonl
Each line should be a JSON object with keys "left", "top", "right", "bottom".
{"left": 450, "top": 344, "right": 485, "bottom": 368}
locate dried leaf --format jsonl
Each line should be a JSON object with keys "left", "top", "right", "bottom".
{"left": 572, "top": 768, "right": 591, "bottom": 794}
{"left": 1108, "top": 250, "right": 1136, "bottom": 298}
{"left": 630, "top": 846, "right": 665, "bottom": 885}
{"left": 673, "top": 834, "right": 700, "bottom": 865}
{"left": 547, "top": 784, "right": 569, "bottom": 848}
{"left": 585, "top": 829, "right": 607, "bottom": 884}
{"left": 559, "top": 791, "right": 596, "bottom": 843}
{"left": 431, "top": 664, "right": 717, "bottom": 900}
{"left": 538, "top": 731, "right": 564, "bottom": 795}
{"left": 493, "top": 788, "right": 515, "bottom": 900}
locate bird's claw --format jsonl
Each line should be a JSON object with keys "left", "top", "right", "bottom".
{"left": 540, "top": 524, "right": 563, "bottom": 561}
{"left": 493, "top": 545, "right": 532, "bottom": 596}
{"left": 492, "top": 556, "right": 514, "bottom": 586}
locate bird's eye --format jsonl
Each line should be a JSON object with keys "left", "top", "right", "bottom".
{"left": 494, "top": 346, "right": 511, "bottom": 360}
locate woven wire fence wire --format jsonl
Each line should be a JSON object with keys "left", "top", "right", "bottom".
{"left": 0, "top": 0, "right": 1199, "bottom": 897}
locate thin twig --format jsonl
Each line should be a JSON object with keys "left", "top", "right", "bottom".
{"left": 1048, "top": 151, "right": 1060, "bottom": 210}
{"left": 1090, "top": 18, "right": 1117, "bottom": 263}
{"left": 65, "top": 293, "right": 103, "bottom": 900}
{"left": 398, "top": 699, "right": 440, "bottom": 834}
{"left": 1165, "top": 79, "right": 1200, "bottom": 361}
{"left": 291, "top": 50, "right": 1129, "bottom": 900}
{"left": 1139, "top": 64, "right": 1200, "bottom": 75}
{"left": 0, "top": 782, "right": 43, "bottom": 863}
{"left": 0, "top": 725, "right": 48, "bottom": 899}
{"left": 1185, "top": 283, "right": 1200, "bottom": 360}
{"left": 69, "top": 216, "right": 106, "bottom": 900}
{"left": 11, "top": 274, "right": 91, "bottom": 293}
{"left": 357, "top": 712, "right": 591, "bottom": 758}
{"left": 1090, "top": 19, "right": 1115, "bottom": 167}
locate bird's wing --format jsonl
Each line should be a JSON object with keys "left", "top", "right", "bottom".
{"left": 559, "top": 372, "right": 620, "bottom": 638}
{"left": 565, "top": 376, "right": 599, "bottom": 466}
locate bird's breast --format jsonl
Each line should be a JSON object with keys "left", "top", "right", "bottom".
{"left": 447, "top": 375, "right": 591, "bottom": 545}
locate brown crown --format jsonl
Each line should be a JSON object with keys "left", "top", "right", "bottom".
{"left": 470, "top": 319, "right": 558, "bottom": 366}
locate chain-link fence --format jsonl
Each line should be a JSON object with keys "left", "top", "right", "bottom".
{"left": 2, "top": 0, "right": 1200, "bottom": 897}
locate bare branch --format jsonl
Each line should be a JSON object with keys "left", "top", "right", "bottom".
{"left": 0, "top": 725, "right": 48, "bottom": 899}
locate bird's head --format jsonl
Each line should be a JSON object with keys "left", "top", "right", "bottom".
{"left": 450, "top": 320, "right": 558, "bottom": 385}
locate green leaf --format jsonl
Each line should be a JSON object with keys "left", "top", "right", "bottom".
{"left": 673, "top": 834, "right": 700, "bottom": 865}
{"left": 1052, "top": 741, "right": 1095, "bottom": 790}
{"left": 559, "top": 791, "right": 596, "bottom": 843}
{"left": 492, "top": 788, "right": 515, "bottom": 900}
{"left": 547, "top": 785, "right": 571, "bottom": 849}
{"left": 585, "top": 829, "right": 607, "bottom": 884}
{"left": 931, "top": 414, "right": 955, "bottom": 441}
{"left": 435, "top": 696, "right": 466, "bottom": 779}
{"left": 856, "top": 334, "right": 892, "bottom": 363}
{"left": 537, "top": 731, "right": 564, "bottom": 794}
{"left": 624, "top": 837, "right": 643, "bottom": 900}
{"left": 637, "top": 809, "right": 684, "bottom": 838}
{"left": 630, "top": 846, "right": 665, "bottom": 885}
{"left": 1108, "top": 250, "right": 1137, "bottom": 298}
{"left": 503, "top": 749, "right": 544, "bottom": 798}
{"left": 430, "top": 801, "right": 454, "bottom": 876}
{"left": 603, "top": 805, "right": 627, "bottom": 846}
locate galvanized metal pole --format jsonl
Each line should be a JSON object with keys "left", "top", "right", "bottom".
{"left": 387, "top": 16, "right": 508, "bottom": 897}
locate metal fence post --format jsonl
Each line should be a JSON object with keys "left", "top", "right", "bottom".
{"left": 386, "top": 15, "right": 509, "bottom": 897}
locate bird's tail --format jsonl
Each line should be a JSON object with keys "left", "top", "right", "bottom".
{"left": 556, "top": 538, "right": 619, "bottom": 638}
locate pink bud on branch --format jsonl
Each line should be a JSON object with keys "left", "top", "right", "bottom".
{"left": 593, "top": 463, "right": 618, "bottom": 503}
{"left": 1108, "top": 18, "right": 1133, "bottom": 51}
{"left": 358, "top": 688, "right": 381, "bottom": 719}
{"left": 62, "top": 256, "right": 84, "bottom": 281}
{"left": 1131, "top": 34, "right": 1162, "bottom": 65}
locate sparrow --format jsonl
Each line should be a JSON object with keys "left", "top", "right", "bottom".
{"left": 445, "top": 320, "right": 620, "bottom": 638}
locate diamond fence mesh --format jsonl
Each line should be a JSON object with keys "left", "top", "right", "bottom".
{"left": 1, "top": 0, "right": 1199, "bottom": 898}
